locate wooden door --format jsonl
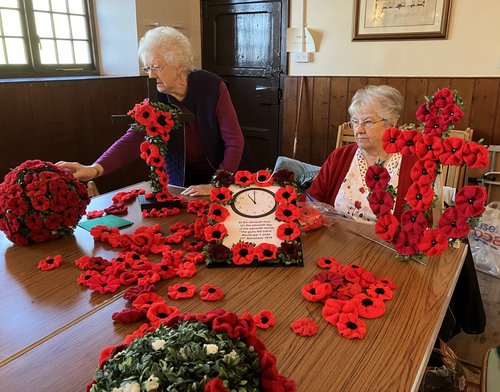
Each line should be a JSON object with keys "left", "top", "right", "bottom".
{"left": 201, "top": 0, "right": 287, "bottom": 170}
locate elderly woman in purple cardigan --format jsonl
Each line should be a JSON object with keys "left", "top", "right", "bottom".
{"left": 57, "top": 26, "right": 253, "bottom": 196}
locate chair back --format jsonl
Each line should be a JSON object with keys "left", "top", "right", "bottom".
{"left": 440, "top": 127, "right": 474, "bottom": 190}
{"left": 336, "top": 123, "right": 355, "bottom": 148}
{"left": 87, "top": 180, "right": 100, "bottom": 198}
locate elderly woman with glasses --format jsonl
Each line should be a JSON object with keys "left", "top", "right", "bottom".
{"left": 306, "top": 85, "right": 417, "bottom": 223}
{"left": 57, "top": 26, "right": 254, "bottom": 195}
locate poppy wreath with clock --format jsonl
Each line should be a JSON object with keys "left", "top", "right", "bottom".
{"left": 203, "top": 169, "right": 304, "bottom": 267}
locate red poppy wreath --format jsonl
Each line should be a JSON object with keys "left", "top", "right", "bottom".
{"left": 367, "top": 88, "right": 489, "bottom": 260}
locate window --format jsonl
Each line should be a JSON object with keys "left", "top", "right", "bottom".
{"left": 0, "top": 0, "right": 98, "bottom": 77}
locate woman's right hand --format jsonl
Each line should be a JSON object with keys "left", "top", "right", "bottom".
{"left": 55, "top": 161, "right": 101, "bottom": 181}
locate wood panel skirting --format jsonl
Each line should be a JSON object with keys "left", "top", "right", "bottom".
{"left": 282, "top": 76, "right": 500, "bottom": 166}
{"left": 0, "top": 77, "right": 149, "bottom": 193}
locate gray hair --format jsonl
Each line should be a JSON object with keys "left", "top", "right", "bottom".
{"left": 348, "top": 85, "right": 404, "bottom": 126}
{"left": 138, "top": 26, "right": 194, "bottom": 70}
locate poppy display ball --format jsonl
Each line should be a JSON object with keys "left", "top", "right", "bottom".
{"left": 0, "top": 160, "right": 90, "bottom": 246}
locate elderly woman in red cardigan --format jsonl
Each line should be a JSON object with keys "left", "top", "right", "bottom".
{"left": 306, "top": 85, "right": 417, "bottom": 223}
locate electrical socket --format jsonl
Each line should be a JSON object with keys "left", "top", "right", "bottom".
{"left": 291, "top": 52, "right": 310, "bottom": 63}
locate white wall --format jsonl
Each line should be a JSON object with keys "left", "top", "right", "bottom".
{"left": 289, "top": 0, "right": 500, "bottom": 77}
{"left": 94, "top": 0, "right": 201, "bottom": 76}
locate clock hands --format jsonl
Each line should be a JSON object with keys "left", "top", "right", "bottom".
{"left": 247, "top": 192, "right": 256, "bottom": 204}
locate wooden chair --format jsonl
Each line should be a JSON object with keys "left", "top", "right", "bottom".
{"left": 440, "top": 127, "right": 474, "bottom": 191}
{"left": 336, "top": 122, "right": 355, "bottom": 148}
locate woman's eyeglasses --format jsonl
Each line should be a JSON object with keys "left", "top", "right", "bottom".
{"left": 142, "top": 64, "right": 163, "bottom": 73}
{"left": 348, "top": 118, "right": 386, "bottom": 130}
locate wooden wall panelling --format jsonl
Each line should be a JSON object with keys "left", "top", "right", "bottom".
{"left": 327, "top": 77, "right": 349, "bottom": 153}
{"left": 449, "top": 78, "right": 475, "bottom": 129}
{"left": 347, "top": 77, "right": 367, "bottom": 107}
{"left": 281, "top": 76, "right": 298, "bottom": 158}
{"left": 401, "top": 79, "right": 428, "bottom": 125}
{"left": 295, "top": 77, "right": 314, "bottom": 162}
{"left": 310, "top": 77, "right": 331, "bottom": 166}
{"left": 469, "top": 79, "right": 499, "bottom": 144}
{"left": 495, "top": 83, "right": 500, "bottom": 146}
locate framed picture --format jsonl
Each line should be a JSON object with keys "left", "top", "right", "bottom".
{"left": 353, "top": 0, "right": 452, "bottom": 40}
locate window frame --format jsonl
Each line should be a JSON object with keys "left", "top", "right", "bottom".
{"left": 0, "top": 0, "right": 100, "bottom": 78}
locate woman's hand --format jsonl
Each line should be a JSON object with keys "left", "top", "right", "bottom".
{"left": 181, "top": 184, "right": 213, "bottom": 197}
{"left": 55, "top": 161, "right": 102, "bottom": 181}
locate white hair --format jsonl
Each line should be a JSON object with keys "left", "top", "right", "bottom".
{"left": 348, "top": 85, "right": 404, "bottom": 126}
{"left": 138, "top": 26, "right": 194, "bottom": 70}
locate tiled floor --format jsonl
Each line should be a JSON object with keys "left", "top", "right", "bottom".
{"left": 449, "top": 270, "right": 500, "bottom": 367}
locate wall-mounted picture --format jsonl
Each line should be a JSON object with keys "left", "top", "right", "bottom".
{"left": 353, "top": 0, "right": 452, "bottom": 40}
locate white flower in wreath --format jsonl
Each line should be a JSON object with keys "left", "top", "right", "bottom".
{"left": 144, "top": 375, "right": 160, "bottom": 391}
{"left": 122, "top": 382, "right": 141, "bottom": 392}
{"left": 204, "top": 343, "right": 219, "bottom": 355}
{"left": 224, "top": 349, "right": 238, "bottom": 362}
{"left": 151, "top": 338, "right": 166, "bottom": 351}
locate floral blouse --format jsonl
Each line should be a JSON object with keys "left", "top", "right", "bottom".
{"left": 335, "top": 149, "right": 402, "bottom": 223}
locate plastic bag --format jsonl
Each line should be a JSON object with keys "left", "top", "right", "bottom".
{"left": 468, "top": 201, "right": 500, "bottom": 278}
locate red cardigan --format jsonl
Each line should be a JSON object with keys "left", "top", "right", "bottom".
{"left": 306, "top": 144, "right": 418, "bottom": 220}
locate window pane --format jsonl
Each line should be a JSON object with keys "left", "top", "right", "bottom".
{"left": 39, "top": 38, "right": 56, "bottom": 63}
{"left": 68, "top": 0, "right": 84, "bottom": 15}
{"left": 0, "top": 41, "right": 6, "bottom": 64}
{"left": 73, "top": 40, "right": 89, "bottom": 63}
{"left": 1, "top": 9, "right": 23, "bottom": 36}
{"left": 0, "top": 0, "right": 19, "bottom": 8}
{"left": 53, "top": 13, "right": 70, "bottom": 38}
{"left": 34, "top": 11, "right": 53, "bottom": 38}
{"left": 32, "top": 0, "right": 50, "bottom": 11}
{"left": 50, "top": 0, "right": 66, "bottom": 13}
{"left": 56, "top": 39, "right": 72, "bottom": 63}
{"left": 5, "top": 37, "right": 26, "bottom": 63}
{"left": 70, "top": 15, "right": 87, "bottom": 39}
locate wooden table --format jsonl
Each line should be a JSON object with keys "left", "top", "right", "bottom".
{"left": 0, "top": 183, "right": 467, "bottom": 391}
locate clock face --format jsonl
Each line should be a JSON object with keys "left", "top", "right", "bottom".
{"left": 231, "top": 187, "right": 278, "bottom": 218}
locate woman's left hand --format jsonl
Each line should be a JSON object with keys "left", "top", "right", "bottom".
{"left": 181, "top": 184, "right": 213, "bottom": 197}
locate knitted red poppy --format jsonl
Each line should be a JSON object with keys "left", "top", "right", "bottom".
{"left": 423, "top": 116, "right": 449, "bottom": 137}
{"left": 167, "top": 282, "right": 197, "bottom": 299}
{"left": 367, "top": 283, "right": 394, "bottom": 301}
{"left": 231, "top": 242, "right": 255, "bottom": 265}
{"left": 211, "top": 311, "right": 253, "bottom": 339}
{"left": 137, "top": 270, "right": 161, "bottom": 286}
{"left": 77, "top": 270, "right": 100, "bottom": 286}
{"left": 146, "top": 303, "right": 180, "bottom": 328}
{"left": 152, "top": 262, "right": 176, "bottom": 280}
{"left": 276, "top": 222, "right": 301, "bottom": 241}
{"left": 301, "top": 280, "right": 332, "bottom": 302}
{"left": 365, "top": 165, "right": 390, "bottom": 191}
{"left": 437, "top": 207, "right": 471, "bottom": 238}
{"left": 182, "top": 240, "right": 206, "bottom": 252}
{"left": 204, "top": 378, "right": 229, "bottom": 392}
{"left": 199, "top": 284, "right": 224, "bottom": 301}
{"left": 275, "top": 203, "right": 301, "bottom": 222}
{"left": 441, "top": 103, "right": 464, "bottom": 125}
{"left": 204, "top": 223, "right": 228, "bottom": 243}
{"left": 209, "top": 187, "right": 232, "bottom": 203}
{"left": 415, "top": 134, "right": 443, "bottom": 160}
{"left": 439, "top": 137, "right": 465, "bottom": 166}
{"left": 186, "top": 199, "right": 210, "bottom": 216}
{"left": 132, "top": 292, "right": 165, "bottom": 309}
{"left": 396, "top": 130, "right": 421, "bottom": 156}
{"left": 234, "top": 170, "right": 254, "bottom": 186}
{"left": 322, "top": 298, "right": 357, "bottom": 326}
{"left": 400, "top": 209, "right": 429, "bottom": 234}
{"left": 86, "top": 210, "right": 104, "bottom": 219}
{"left": 312, "top": 271, "right": 344, "bottom": 290}
{"left": 382, "top": 127, "right": 401, "bottom": 153}
{"left": 336, "top": 313, "right": 366, "bottom": 339}
{"left": 175, "top": 261, "right": 197, "bottom": 278}
{"left": 184, "top": 252, "right": 206, "bottom": 265}
{"left": 90, "top": 225, "right": 120, "bottom": 242}
{"left": 254, "top": 243, "right": 278, "bottom": 261}
{"left": 253, "top": 170, "right": 274, "bottom": 186}
{"left": 122, "top": 284, "right": 155, "bottom": 302}
{"left": 164, "top": 233, "right": 184, "bottom": 244}
{"left": 454, "top": 185, "right": 487, "bottom": 218}
{"left": 86, "top": 274, "right": 121, "bottom": 294}
{"left": 124, "top": 322, "right": 155, "bottom": 345}
{"left": 410, "top": 159, "right": 438, "bottom": 185}
{"left": 374, "top": 214, "right": 400, "bottom": 242}
{"left": 103, "top": 202, "right": 128, "bottom": 215}
{"left": 118, "top": 271, "right": 139, "bottom": 286}
{"left": 462, "top": 142, "right": 489, "bottom": 168}
{"left": 377, "top": 277, "right": 397, "bottom": 290}
{"left": 112, "top": 307, "right": 146, "bottom": 324}
{"left": 368, "top": 190, "right": 394, "bottom": 217}
{"left": 275, "top": 185, "right": 298, "bottom": 204}
{"left": 37, "top": 255, "right": 63, "bottom": 270}
{"left": 336, "top": 282, "right": 362, "bottom": 300}
{"left": 405, "top": 182, "right": 434, "bottom": 212}
{"left": 290, "top": 317, "right": 318, "bottom": 336}
{"left": 351, "top": 294, "right": 386, "bottom": 319}
{"left": 254, "top": 310, "right": 276, "bottom": 329}
{"left": 416, "top": 101, "right": 438, "bottom": 122}
{"left": 207, "top": 203, "right": 230, "bottom": 222}
{"left": 393, "top": 230, "right": 420, "bottom": 256}
{"left": 418, "top": 228, "right": 449, "bottom": 256}
{"left": 316, "top": 256, "right": 340, "bottom": 269}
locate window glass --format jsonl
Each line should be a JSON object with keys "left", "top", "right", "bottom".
{"left": 0, "top": 42, "right": 6, "bottom": 64}
{"left": 68, "top": 0, "right": 84, "bottom": 15}
{"left": 70, "top": 14, "right": 87, "bottom": 39}
{"left": 34, "top": 11, "right": 53, "bottom": 37}
{"left": 39, "top": 38, "right": 56, "bottom": 63}
{"left": 53, "top": 13, "right": 70, "bottom": 38}
{"left": 5, "top": 37, "right": 26, "bottom": 63}
{"left": 0, "top": 0, "right": 19, "bottom": 8}
{"left": 73, "top": 40, "right": 89, "bottom": 63}
{"left": 32, "top": 0, "right": 50, "bottom": 11}
{"left": 1, "top": 9, "right": 23, "bottom": 35}
{"left": 50, "top": 0, "right": 66, "bottom": 13}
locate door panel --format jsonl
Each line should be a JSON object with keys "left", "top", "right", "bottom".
{"left": 202, "top": 0, "right": 286, "bottom": 170}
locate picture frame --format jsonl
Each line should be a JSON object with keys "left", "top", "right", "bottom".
{"left": 353, "top": 0, "right": 452, "bottom": 40}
